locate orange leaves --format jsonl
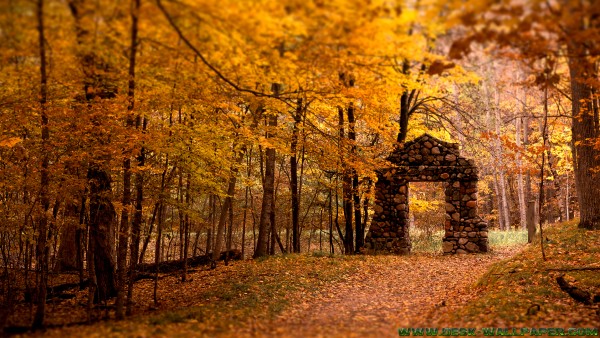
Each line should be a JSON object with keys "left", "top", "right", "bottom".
{"left": 0, "top": 137, "right": 22, "bottom": 148}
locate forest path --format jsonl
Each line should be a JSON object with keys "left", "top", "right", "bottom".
{"left": 257, "top": 248, "right": 519, "bottom": 338}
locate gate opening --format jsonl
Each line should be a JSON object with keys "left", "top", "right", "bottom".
{"left": 409, "top": 182, "right": 445, "bottom": 252}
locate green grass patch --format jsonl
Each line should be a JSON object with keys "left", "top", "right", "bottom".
{"left": 410, "top": 229, "right": 528, "bottom": 253}
{"left": 411, "top": 229, "right": 444, "bottom": 252}
{"left": 488, "top": 229, "right": 528, "bottom": 248}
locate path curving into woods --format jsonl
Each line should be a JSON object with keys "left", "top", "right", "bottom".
{"left": 259, "top": 248, "right": 519, "bottom": 338}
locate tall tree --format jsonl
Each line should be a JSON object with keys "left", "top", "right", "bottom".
{"left": 255, "top": 85, "right": 281, "bottom": 258}
{"left": 68, "top": 0, "right": 118, "bottom": 302}
{"left": 290, "top": 97, "right": 303, "bottom": 253}
{"left": 116, "top": 0, "right": 140, "bottom": 319}
{"left": 33, "top": 0, "right": 49, "bottom": 328}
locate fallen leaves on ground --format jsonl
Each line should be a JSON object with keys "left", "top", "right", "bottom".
{"left": 12, "top": 224, "right": 597, "bottom": 338}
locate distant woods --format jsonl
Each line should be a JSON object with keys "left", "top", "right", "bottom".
{"left": 0, "top": 0, "right": 599, "bottom": 330}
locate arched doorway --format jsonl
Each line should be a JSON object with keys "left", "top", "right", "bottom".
{"left": 365, "top": 134, "right": 489, "bottom": 254}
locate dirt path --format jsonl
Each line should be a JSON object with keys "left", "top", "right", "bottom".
{"left": 259, "top": 249, "right": 519, "bottom": 338}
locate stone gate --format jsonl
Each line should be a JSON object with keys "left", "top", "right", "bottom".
{"left": 365, "top": 134, "right": 489, "bottom": 254}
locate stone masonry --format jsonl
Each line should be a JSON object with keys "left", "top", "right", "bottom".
{"left": 364, "top": 134, "right": 488, "bottom": 254}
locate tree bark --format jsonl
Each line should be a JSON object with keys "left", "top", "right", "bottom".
{"left": 126, "top": 118, "right": 145, "bottom": 315}
{"left": 255, "top": 85, "right": 280, "bottom": 258}
{"left": 568, "top": 54, "right": 600, "bottom": 230}
{"left": 338, "top": 106, "right": 354, "bottom": 254}
{"left": 254, "top": 118, "right": 276, "bottom": 257}
{"left": 212, "top": 151, "right": 242, "bottom": 263}
{"left": 290, "top": 98, "right": 302, "bottom": 253}
{"left": 516, "top": 117, "right": 527, "bottom": 229}
{"left": 33, "top": 0, "right": 50, "bottom": 328}
{"left": 87, "top": 166, "right": 117, "bottom": 302}
{"left": 347, "top": 104, "right": 363, "bottom": 252}
{"left": 116, "top": 0, "right": 139, "bottom": 318}
{"left": 68, "top": 0, "right": 118, "bottom": 304}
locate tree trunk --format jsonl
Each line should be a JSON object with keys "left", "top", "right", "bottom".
{"left": 493, "top": 87, "right": 510, "bottom": 229}
{"left": 338, "top": 106, "right": 354, "bottom": 254}
{"left": 255, "top": 85, "right": 280, "bottom": 258}
{"left": 254, "top": 119, "right": 276, "bottom": 257}
{"left": 68, "top": 0, "right": 119, "bottom": 305}
{"left": 397, "top": 62, "right": 412, "bottom": 143}
{"left": 347, "top": 104, "right": 363, "bottom": 252}
{"left": 516, "top": 117, "right": 527, "bottom": 230}
{"left": 87, "top": 166, "right": 117, "bottom": 303}
{"left": 126, "top": 117, "right": 145, "bottom": 315}
{"left": 33, "top": 0, "right": 50, "bottom": 328}
{"left": 212, "top": 152, "right": 241, "bottom": 264}
{"left": 182, "top": 172, "right": 191, "bottom": 280}
{"left": 115, "top": 0, "right": 139, "bottom": 318}
{"left": 290, "top": 98, "right": 302, "bottom": 253}
{"left": 568, "top": 55, "right": 600, "bottom": 230}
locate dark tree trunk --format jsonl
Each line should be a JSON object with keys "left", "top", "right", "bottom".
{"left": 568, "top": 55, "right": 600, "bottom": 230}
{"left": 347, "top": 104, "right": 363, "bottom": 252}
{"left": 362, "top": 177, "right": 373, "bottom": 243}
{"left": 339, "top": 106, "right": 354, "bottom": 254}
{"left": 398, "top": 90, "right": 410, "bottom": 143}
{"left": 255, "top": 117, "right": 276, "bottom": 257}
{"left": 33, "top": 0, "right": 49, "bottom": 328}
{"left": 68, "top": 0, "right": 119, "bottom": 304}
{"left": 182, "top": 172, "right": 191, "bottom": 280}
{"left": 116, "top": 0, "right": 140, "bottom": 318}
{"left": 397, "top": 62, "right": 411, "bottom": 143}
{"left": 338, "top": 73, "right": 355, "bottom": 254}
{"left": 127, "top": 125, "right": 144, "bottom": 315}
{"left": 255, "top": 85, "right": 280, "bottom": 258}
{"left": 212, "top": 156, "right": 240, "bottom": 263}
{"left": 290, "top": 98, "right": 302, "bottom": 253}
{"left": 87, "top": 166, "right": 117, "bottom": 303}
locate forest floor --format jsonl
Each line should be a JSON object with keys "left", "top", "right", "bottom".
{"left": 8, "top": 222, "right": 600, "bottom": 337}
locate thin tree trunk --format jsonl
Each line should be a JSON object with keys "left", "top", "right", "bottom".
{"left": 347, "top": 104, "right": 363, "bottom": 252}
{"left": 290, "top": 98, "right": 302, "bottom": 253}
{"left": 33, "top": 0, "right": 49, "bottom": 327}
{"left": 182, "top": 172, "right": 191, "bottom": 280}
{"left": 522, "top": 114, "right": 536, "bottom": 241}
{"left": 538, "top": 81, "right": 549, "bottom": 261}
{"left": 225, "top": 194, "right": 233, "bottom": 265}
{"left": 212, "top": 153, "right": 241, "bottom": 264}
{"left": 493, "top": 87, "right": 510, "bottom": 229}
{"left": 154, "top": 156, "right": 169, "bottom": 306}
{"left": 139, "top": 202, "right": 157, "bottom": 264}
{"left": 115, "top": 0, "right": 139, "bottom": 313}
{"left": 241, "top": 146, "right": 252, "bottom": 259}
{"left": 77, "top": 192, "right": 86, "bottom": 285}
{"left": 338, "top": 107, "right": 353, "bottom": 254}
{"left": 397, "top": 62, "right": 411, "bottom": 143}
{"left": 516, "top": 116, "right": 527, "bottom": 230}
{"left": 328, "top": 179, "right": 334, "bottom": 255}
{"left": 126, "top": 117, "right": 145, "bottom": 315}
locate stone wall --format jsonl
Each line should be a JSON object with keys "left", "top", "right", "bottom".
{"left": 365, "top": 134, "right": 488, "bottom": 254}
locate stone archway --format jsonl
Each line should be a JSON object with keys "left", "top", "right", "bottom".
{"left": 365, "top": 134, "right": 489, "bottom": 254}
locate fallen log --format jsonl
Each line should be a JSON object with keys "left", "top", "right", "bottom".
{"left": 136, "top": 249, "right": 242, "bottom": 274}
{"left": 546, "top": 267, "right": 600, "bottom": 272}
{"left": 556, "top": 275, "right": 592, "bottom": 305}
{"left": 31, "top": 250, "right": 242, "bottom": 302}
